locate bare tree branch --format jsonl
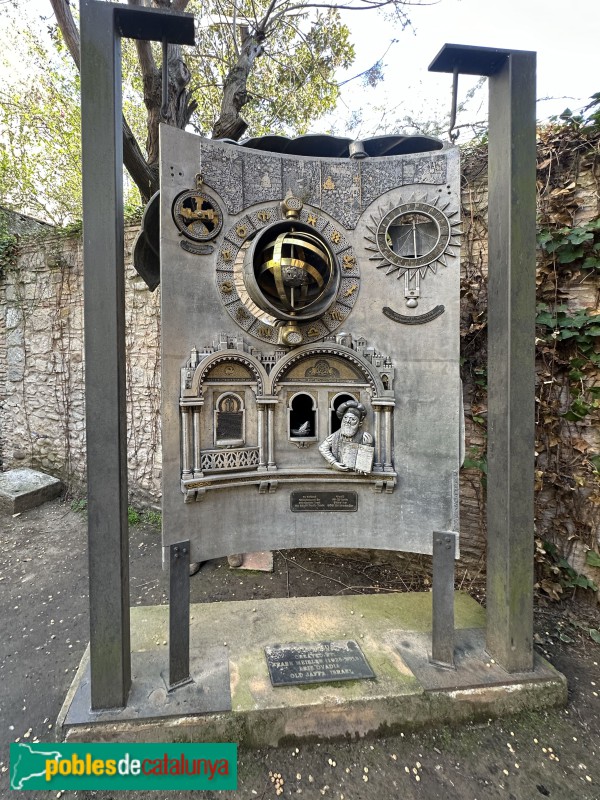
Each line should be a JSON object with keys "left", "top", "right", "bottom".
{"left": 212, "top": 28, "right": 265, "bottom": 140}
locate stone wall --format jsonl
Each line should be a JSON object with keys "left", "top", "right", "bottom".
{"left": 0, "top": 227, "right": 162, "bottom": 507}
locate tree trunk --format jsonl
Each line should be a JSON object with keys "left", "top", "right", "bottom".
{"left": 212, "top": 31, "right": 265, "bottom": 141}
{"left": 137, "top": 41, "right": 197, "bottom": 169}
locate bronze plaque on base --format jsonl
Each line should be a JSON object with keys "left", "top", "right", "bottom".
{"left": 265, "top": 640, "right": 375, "bottom": 686}
{"left": 290, "top": 491, "right": 358, "bottom": 512}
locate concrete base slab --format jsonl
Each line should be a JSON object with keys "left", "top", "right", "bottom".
{"left": 0, "top": 468, "right": 62, "bottom": 514}
{"left": 57, "top": 592, "right": 567, "bottom": 747}
{"left": 396, "top": 628, "right": 560, "bottom": 690}
{"left": 59, "top": 646, "right": 231, "bottom": 729}
{"left": 235, "top": 550, "right": 274, "bottom": 572}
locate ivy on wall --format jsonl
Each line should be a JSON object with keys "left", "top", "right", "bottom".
{"left": 460, "top": 95, "right": 600, "bottom": 599}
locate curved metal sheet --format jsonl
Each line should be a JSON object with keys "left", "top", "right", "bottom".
{"left": 240, "top": 132, "right": 444, "bottom": 158}
{"left": 133, "top": 132, "right": 447, "bottom": 288}
{"left": 132, "top": 191, "right": 160, "bottom": 291}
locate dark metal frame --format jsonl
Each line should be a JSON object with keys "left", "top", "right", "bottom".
{"left": 430, "top": 45, "right": 537, "bottom": 672}
{"left": 431, "top": 531, "right": 458, "bottom": 668}
{"left": 80, "top": 0, "right": 194, "bottom": 710}
{"left": 168, "top": 541, "right": 192, "bottom": 688}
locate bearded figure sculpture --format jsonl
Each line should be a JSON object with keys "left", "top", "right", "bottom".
{"left": 319, "top": 400, "right": 374, "bottom": 474}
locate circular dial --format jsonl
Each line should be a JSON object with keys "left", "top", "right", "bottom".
{"left": 215, "top": 204, "right": 361, "bottom": 347}
{"left": 365, "top": 197, "right": 460, "bottom": 278}
{"left": 243, "top": 221, "right": 338, "bottom": 322}
{"left": 172, "top": 190, "right": 223, "bottom": 241}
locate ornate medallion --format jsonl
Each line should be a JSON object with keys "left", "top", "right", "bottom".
{"left": 172, "top": 190, "right": 223, "bottom": 241}
{"left": 365, "top": 195, "right": 460, "bottom": 308}
{"left": 215, "top": 203, "right": 360, "bottom": 346}
{"left": 366, "top": 195, "right": 460, "bottom": 276}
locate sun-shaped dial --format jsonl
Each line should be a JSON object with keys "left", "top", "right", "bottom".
{"left": 365, "top": 195, "right": 461, "bottom": 307}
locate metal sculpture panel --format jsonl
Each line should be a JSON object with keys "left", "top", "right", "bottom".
{"left": 160, "top": 127, "right": 462, "bottom": 561}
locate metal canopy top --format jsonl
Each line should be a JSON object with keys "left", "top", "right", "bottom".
{"left": 238, "top": 133, "right": 444, "bottom": 158}
{"left": 111, "top": 2, "right": 196, "bottom": 44}
{"left": 428, "top": 43, "right": 535, "bottom": 76}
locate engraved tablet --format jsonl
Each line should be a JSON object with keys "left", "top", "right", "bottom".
{"left": 265, "top": 640, "right": 375, "bottom": 686}
{"left": 290, "top": 491, "right": 358, "bottom": 512}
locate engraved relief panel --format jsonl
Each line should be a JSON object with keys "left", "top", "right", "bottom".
{"left": 204, "top": 362, "right": 253, "bottom": 382}
{"left": 359, "top": 159, "right": 405, "bottom": 210}
{"left": 282, "top": 159, "right": 321, "bottom": 204}
{"left": 403, "top": 154, "right": 447, "bottom": 185}
{"left": 318, "top": 162, "right": 361, "bottom": 228}
{"left": 242, "top": 153, "right": 283, "bottom": 205}
{"left": 199, "top": 142, "right": 245, "bottom": 214}
{"left": 279, "top": 356, "right": 364, "bottom": 384}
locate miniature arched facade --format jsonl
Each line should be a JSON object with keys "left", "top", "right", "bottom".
{"left": 178, "top": 333, "right": 396, "bottom": 497}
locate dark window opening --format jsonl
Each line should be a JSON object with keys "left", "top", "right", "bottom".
{"left": 290, "top": 394, "right": 316, "bottom": 439}
{"left": 216, "top": 394, "right": 244, "bottom": 445}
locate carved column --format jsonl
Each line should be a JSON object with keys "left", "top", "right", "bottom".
{"left": 267, "top": 405, "right": 275, "bottom": 469}
{"left": 257, "top": 403, "right": 266, "bottom": 470}
{"left": 181, "top": 407, "right": 192, "bottom": 477}
{"left": 384, "top": 405, "right": 393, "bottom": 472}
{"left": 192, "top": 406, "right": 203, "bottom": 477}
{"left": 373, "top": 406, "right": 383, "bottom": 472}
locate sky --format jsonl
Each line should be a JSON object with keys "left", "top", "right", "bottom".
{"left": 4, "top": 0, "right": 599, "bottom": 142}
{"left": 326, "top": 0, "right": 599, "bottom": 139}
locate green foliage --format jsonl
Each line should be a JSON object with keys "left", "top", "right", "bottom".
{"left": 0, "top": 212, "right": 18, "bottom": 274}
{"left": 586, "top": 549, "right": 600, "bottom": 568}
{"left": 187, "top": 2, "right": 354, "bottom": 137}
{"left": 142, "top": 509, "right": 162, "bottom": 527}
{"left": 462, "top": 447, "right": 487, "bottom": 490}
{"left": 127, "top": 506, "right": 141, "bottom": 526}
{"left": 0, "top": 6, "right": 82, "bottom": 222}
{"left": 472, "top": 366, "right": 487, "bottom": 389}
{"left": 462, "top": 452, "right": 487, "bottom": 473}
{"left": 0, "top": 0, "right": 356, "bottom": 221}
{"left": 70, "top": 497, "right": 87, "bottom": 513}
{"left": 554, "top": 91, "right": 600, "bottom": 133}
{"left": 537, "top": 540, "right": 599, "bottom": 599}
{"left": 536, "top": 304, "right": 600, "bottom": 348}
{"left": 537, "top": 217, "right": 600, "bottom": 271}
{"left": 536, "top": 303, "right": 600, "bottom": 422}
{"left": 127, "top": 506, "right": 162, "bottom": 526}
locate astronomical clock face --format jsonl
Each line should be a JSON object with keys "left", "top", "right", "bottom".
{"left": 172, "top": 190, "right": 223, "bottom": 241}
{"left": 364, "top": 196, "right": 460, "bottom": 306}
{"left": 211, "top": 199, "right": 361, "bottom": 347}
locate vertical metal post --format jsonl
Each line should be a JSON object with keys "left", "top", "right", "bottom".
{"left": 169, "top": 541, "right": 191, "bottom": 688}
{"left": 429, "top": 45, "right": 536, "bottom": 673}
{"left": 79, "top": 0, "right": 195, "bottom": 710}
{"left": 431, "top": 531, "right": 457, "bottom": 668}
{"left": 81, "top": 0, "right": 130, "bottom": 710}
{"left": 486, "top": 51, "right": 536, "bottom": 672}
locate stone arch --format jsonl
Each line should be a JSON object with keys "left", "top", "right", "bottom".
{"left": 192, "top": 351, "right": 269, "bottom": 396}
{"left": 269, "top": 342, "right": 384, "bottom": 396}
